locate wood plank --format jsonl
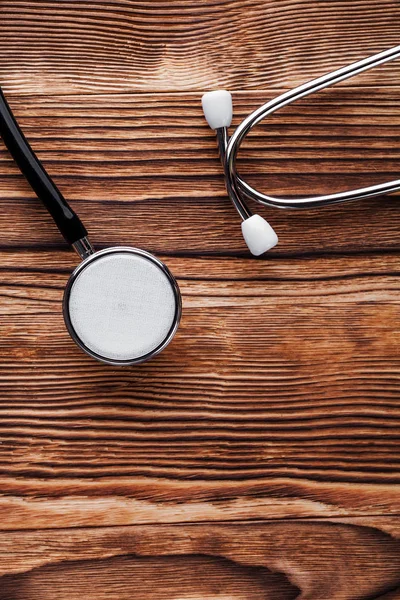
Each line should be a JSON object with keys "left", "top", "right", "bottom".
{"left": 0, "top": 1, "right": 400, "bottom": 94}
{"left": 0, "top": 519, "right": 400, "bottom": 600}
{"left": 0, "top": 4, "right": 399, "bottom": 598}
{"left": 0, "top": 0, "right": 400, "bottom": 600}
{"left": 0, "top": 250, "right": 399, "bottom": 528}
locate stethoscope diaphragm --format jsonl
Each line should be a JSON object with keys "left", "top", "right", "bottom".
{"left": 63, "top": 247, "right": 181, "bottom": 365}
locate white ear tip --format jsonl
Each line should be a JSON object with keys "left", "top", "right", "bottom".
{"left": 241, "top": 215, "right": 278, "bottom": 256}
{"left": 202, "top": 90, "right": 233, "bottom": 129}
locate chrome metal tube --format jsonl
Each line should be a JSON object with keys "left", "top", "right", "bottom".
{"left": 225, "top": 45, "right": 400, "bottom": 209}
{"left": 216, "top": 127, "right": 252, "bottom": 221}
{"left": 72, "top": 236, "right": 95, "bottom": 261}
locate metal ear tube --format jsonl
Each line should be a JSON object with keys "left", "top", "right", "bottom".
{"left": 202, "top": 45, "right": 400, "bottom": 255}
{"left": 0, "top": 88, "right": 181, "bottom": 365}
{"left": 202, "top": 90, "right": 278, "bottom": 256}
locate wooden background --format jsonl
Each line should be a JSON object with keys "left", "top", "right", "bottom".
{"left": 0, "top": 1, "right": 400, "bottom": 598}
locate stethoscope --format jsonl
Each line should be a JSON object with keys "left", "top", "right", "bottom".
{"left": 202, "top": 45, "right": 400, "bottom": 256}
{"left": 0, "top": 88, "right": 181, "bottom": 366}
{"left": 1, "top": 46, "right": 399, "bottom": 365}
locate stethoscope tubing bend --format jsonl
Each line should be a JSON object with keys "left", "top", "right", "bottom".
{"left": 224, "top": 44, "right": 400, "bottom": 211}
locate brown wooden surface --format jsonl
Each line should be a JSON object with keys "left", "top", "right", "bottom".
{"left": 0, "top": 1, "right": 400, "bottom": 598}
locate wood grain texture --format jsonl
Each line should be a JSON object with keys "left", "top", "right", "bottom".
{"left": 1, "top": 520, "right": 400, "bottom": 600}
{"left": 1, "top": 249, "right": 400, "bottom": 531}
{"left": 1, "top": 0, "right": 400, "bottom": 94}
{"left": 0, "top": 0, "right": 400, "bottom": 598}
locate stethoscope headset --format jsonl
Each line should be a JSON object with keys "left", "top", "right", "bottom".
{"left": 202, "top": 45, "right": 400, "bottom": 255}
{"left": 1, "top": 45, "right": 399, "bottom": 365}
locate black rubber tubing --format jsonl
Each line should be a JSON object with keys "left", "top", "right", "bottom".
{"left": 0, "top": 88, "right": 87, "bottom": 245}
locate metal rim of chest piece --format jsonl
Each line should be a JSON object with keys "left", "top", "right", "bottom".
{"left": 63, "top": 246, "right": 182, "bottom": 366}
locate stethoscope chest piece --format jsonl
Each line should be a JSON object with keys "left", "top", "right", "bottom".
{"left": 0, "top": 88, "right": 182, "bottom": 366}
{"left": 63, "top": 247, "right": 181, "bottom": 365}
